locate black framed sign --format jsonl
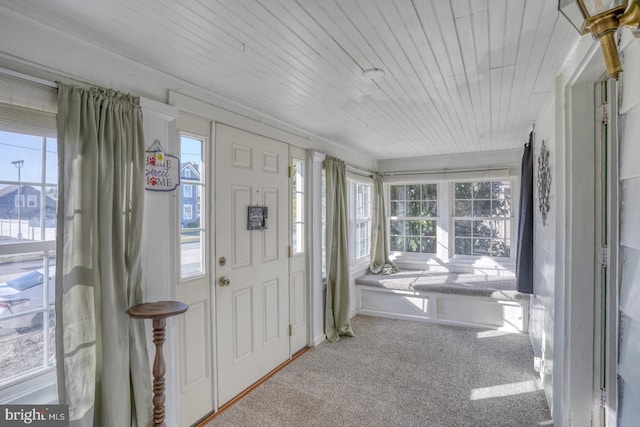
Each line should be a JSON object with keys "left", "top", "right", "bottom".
{"left": 247, "top": 206, "right": 268, "bottom": 230}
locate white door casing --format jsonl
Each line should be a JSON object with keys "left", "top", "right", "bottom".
{"left": 215, "top": 124, "right": 290, "bottom": 405}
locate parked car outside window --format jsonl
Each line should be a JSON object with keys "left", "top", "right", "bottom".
{"left": 0, "top": 268, "right": 55, "bottom": 333}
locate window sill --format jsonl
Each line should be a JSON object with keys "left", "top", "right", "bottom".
{"left": 391, "top": 253, "right": 515, "bottom": 276}
{"left": 0, "top": 369, "right": 57, "bottom": 405}
{"left": 350, "top": 256, "right": 370, "bottom": 271}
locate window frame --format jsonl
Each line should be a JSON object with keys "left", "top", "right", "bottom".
{"left": 291, "top": 158, "right": 305, "bottom": 256}
{"left": 449, "top": 180, "right": 515, "bottom": 260}
{"left": 387, "top": 182, "right": 439, "bottom": 256}
{"left": 347, "top": 176, "right": 373, "bottom": 266}
{"left": 353, "top": 181, "right": 372, "bottom": 261}
{"left": 0, "top": 132, "right": 58, "bottom": 397}
{"left": 177, "top": 132, "right": 207, "bottom": 280}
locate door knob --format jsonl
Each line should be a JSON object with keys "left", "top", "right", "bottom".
{"left": 218, "top": 276, "right": 231, "bottom": 287}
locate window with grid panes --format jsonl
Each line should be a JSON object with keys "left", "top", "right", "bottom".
{"left": 354, "top": 182, "right": 372, "bottom": 259}
{"left": 389, "top": 184, "right": 438, "bottom": 253}
{"left": 453, "top": 181, "right": 512, "bottom": 257}
{"left": 0, "top": 134, "right": 58, "bottom": 387}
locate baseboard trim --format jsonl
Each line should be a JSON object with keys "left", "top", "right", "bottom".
{"left": 312, "top": 333, "right": 326, "bottom": 346}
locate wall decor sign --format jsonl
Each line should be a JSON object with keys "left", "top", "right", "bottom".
{"left": 537, "top": 140, "right": 551, "bottom": 225}
{"left": 247, "top": 206, "right": 268, "bottom": 230}
{"left": 145, "top": 140, "right": 180, "bottom": 191}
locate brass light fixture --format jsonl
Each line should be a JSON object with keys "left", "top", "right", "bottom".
{"left": 559, "top": 0, "right": 640, "bottom": 79}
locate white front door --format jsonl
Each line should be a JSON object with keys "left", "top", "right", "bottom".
{"left": 215, "top": 124, "right": 290, "bottom": 405}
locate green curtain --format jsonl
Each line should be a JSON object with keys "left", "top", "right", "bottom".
{"left": 324, "top": 156, "right": 355, "bottom": 342}
{"left": 369, "top": 172, "right": 396, "bottom": 274}
{"left": 55, "top": 83, "right": 151, "bottom": 427}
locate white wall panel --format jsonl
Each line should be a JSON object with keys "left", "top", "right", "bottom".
{"left": 620, "top": 178, "right": 640, "bottom": 250}
{"left": 619, "top": 378, "right": 640, "bottom": 427}
{"left": 618, "top": 37, "right": 640, "bottom": 427}
{"left": 620, "top": 41, "right": 640, "bottom": 114}
{"left": 619, "top": 315, "right": 640, "bottom": 396}
{"left": 620, "top": 106, "right": 640, "bottom": 180}
{"left": 621, "top": 247, "right": 640, "bottom": 323}
{"left": 530, "top": 92, "right": 556, "bottom": 412}
{"left": 139, "top": 98, "right": 181, "bottom": 427}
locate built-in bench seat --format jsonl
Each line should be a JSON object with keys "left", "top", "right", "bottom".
{"left": 355, "top": 270, "right": 529, "bottom": 332}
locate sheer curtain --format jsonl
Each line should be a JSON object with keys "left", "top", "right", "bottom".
{"left": 55, "top": 82, "right": 151, "bottom": 426}
{"left": 324, "top": 156, "right": 355, "bottom": 342}
{"left": 369, "top": 172, "right": 396, "bottom": 274}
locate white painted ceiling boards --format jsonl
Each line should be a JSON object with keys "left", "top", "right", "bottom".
{"left": 0, "top": 0, "right": 578, "bottom": 160}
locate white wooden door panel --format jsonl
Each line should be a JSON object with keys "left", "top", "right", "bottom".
{"left": 232, "top": 185, "right": 252, "bottom": 268}
{"left": 179, "top": 300, "right": 211, "bottom": 385}
{"left": 216, "top": 124, "right": 289, "bottom": 405}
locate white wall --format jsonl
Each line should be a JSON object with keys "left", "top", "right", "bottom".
{"left": 139, "top": 98, "right": 180, "bottom": 427}
{"left": 535, "top": 36, "right": 605, "bottom": 425}
{"left": 618, "top": 36, "right": 640, "bottom": 427}
{"left": 529, "top": 92, "right": 556, "bottom": 406}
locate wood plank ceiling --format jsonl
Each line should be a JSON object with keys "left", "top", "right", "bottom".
{"left": 1, "top": 0, "right": 579, "bottom": 160}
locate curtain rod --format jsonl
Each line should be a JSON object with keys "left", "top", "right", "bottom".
{"left": 381, "top": 166, "right": 511, "bottom": 176}
{"left": 345, "top": 164, "right": 374, "bottom": 178}
{"left": 0, "top": 66, "right": 58, "bottom": 88}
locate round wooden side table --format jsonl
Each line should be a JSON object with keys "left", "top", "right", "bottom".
{"left": 128, "top": 300, "right": 188, "bottom": 427}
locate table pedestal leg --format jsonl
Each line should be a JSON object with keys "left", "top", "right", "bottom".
{"left": 152, "top": 317, "right": 167, "bottom": 427}
{"left": 127, "top": 301, "right": 188, "bottom": 426}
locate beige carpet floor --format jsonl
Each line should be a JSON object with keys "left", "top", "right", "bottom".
{"left": 206, "top": 315, "right": 552, "bottom": 427}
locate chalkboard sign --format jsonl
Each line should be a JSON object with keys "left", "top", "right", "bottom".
{"left": 247, "top": 206, "right": 268, "bottom": 230}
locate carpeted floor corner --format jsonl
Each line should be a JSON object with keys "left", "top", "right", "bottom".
{"left": 206, "top": 315, "right": 552, "bottom": 427}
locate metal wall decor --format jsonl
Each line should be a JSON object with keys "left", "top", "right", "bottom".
{"left": 537, "top": 140, "right": 552, "bottom": 225}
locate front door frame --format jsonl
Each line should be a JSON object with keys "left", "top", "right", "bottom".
{"left": 558, "top": 42, "right": 620, "bottom": 426}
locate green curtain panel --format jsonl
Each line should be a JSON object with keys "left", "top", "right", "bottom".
{"left": 55, "top": 83, "right": 151, "bottom": 427}
{"left": 369, "top": 172, "right": 396, "bottom": 275}
{"left": 324, "top": 156, "right": 355, "bottom": 342}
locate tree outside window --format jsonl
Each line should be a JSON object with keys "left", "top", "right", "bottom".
{"left": 389, "top": 184, "right": 437, "bottom": 253}
{"left": 453, "top": 181, "right": 511, "bottom": 257}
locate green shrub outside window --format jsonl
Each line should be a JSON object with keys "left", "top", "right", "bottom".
{"left": 453, "top": 181, "right": 511, "bottom": 257}
{"left": 389, "top": 184, "right": 437, "bottom": 254}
